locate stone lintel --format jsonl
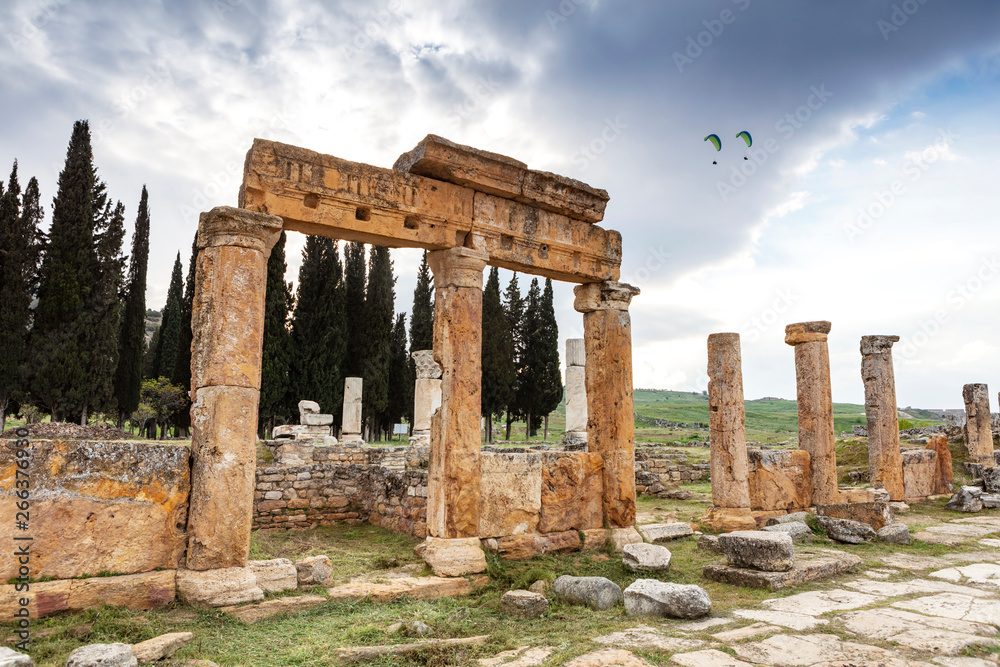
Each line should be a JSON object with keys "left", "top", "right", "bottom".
{"left": 427, "top": 247, "right": 488, "bottom": 289}
{"left": 860, "top": 335, "right": 900, "bottom": 355}
{"left": 573, "top": 281, "right": 640, "bottom": 313}
{"left": 785, "top": 321, "right": 831, "bottom": 345}
{"left": 197, "top": 206, "right": 282, "bottom": 257}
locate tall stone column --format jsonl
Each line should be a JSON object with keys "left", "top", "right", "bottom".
{"left": 861, "top": 335, "right": 904, "bottom": 501}
{"left": 341, "top": 377, "right": 363, "bottom": 444}
{"left": 562, "top": 338, "right": 588, "bottom": 446}
{"left": 963, "top": 383, "right": 994, "bottom": 465}
{"left": 411, "top": 350, "right": 442, "bottom": 446}
{"left": 187, "top": 206, "right": 282, "bottom": 570}
{"left": 574, "top": 281, "right": 640, "bottom": 534}
{"left": 701, "top": 333, "right": 756, "bottom": 532}
{"left": 785, "top": 321, "right": 838, "bottom": 506}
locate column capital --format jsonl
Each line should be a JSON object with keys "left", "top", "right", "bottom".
{"left": 197, "top": 206, "right": 283, "bottom": 257}
{"left": 412, "top": 349, "right": 443, "bottom": 379}
{"left": 573, "top": 281, "right": 640, "bottom": 313}
{"left": 785, "top": 321, "right": 831, "bottom": 346}
{"left": 427, "top": 247, "right": 489, "bottom": 289}
{"left": 860, "top": 335, "right": 899, "bottom": 355}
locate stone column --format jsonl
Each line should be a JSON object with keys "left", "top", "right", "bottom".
{"left": 574, "top": 281, "right": 640, "bottom": 537}
{"left": 963, "top": 383, "right": 994, "bottom": 465}
{"left": 187, "top": 206, "right": 282, "bottom": 571}
{"left": 411, "top": 350, "right": 442, "bottom": 446}
{"left": 785, "top": 321, "right": 838, "bottom": 506}
{"left": 701, "top": 333, "right": 756, "bottom": 532}
{"left": 340, "top": 377, "right": 363, "bottom": 444}
{"left": 861, "top": 335, "right": 904, "bottom": 501}
{"left": 562, "top": 338, "right": 588, "bottom": 446}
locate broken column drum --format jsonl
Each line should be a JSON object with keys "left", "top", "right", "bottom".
{"left": 963, "top": 383, "right": 994, "bottom": 465}
{"left": 563, "top": 338, "right": 588, "bottom": 446}
{"left": 411, "top": 350, "right": 443, "bottom": 446}
{"left": 861, "top": 335, "right": 904, "bottom": 501}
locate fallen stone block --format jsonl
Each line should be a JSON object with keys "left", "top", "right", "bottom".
{"left": 295, "top": 555, "right": 333, "bottom": 587}
{"left": 222, "top": 595, "right": 327, "bottom": 624}
{"left": 500, "top": 590, "right": 548, "bottom": 619}
{"left": 877, "top": 523, "right": 911, "bottom": 544}
{"left": 703, "top": 550, "right": 862, "bottom": 591}
{"left": 176, "top": 568, "right": 264, "bottom": 608}
{"left": 765, "top": 512, "right": 810, "bottom": 526}
{"left": 622, "top": 543, "right": 671, "bottom": 572}
{"left": 64, "top": 644, "right": 136, "bottom": 667}
{"left": 249, "top": 558, "right": 298, "bottom": 593}
{"left": 495, "top": 530, "right": 581, "bottom": 560}
{"left": 609, "top": 527, "right": 643, "bottom": 552}
{"left": 983, "top": 494, "right": 1000, "bottom": 509}
{"left": 817, "top": 516, "right": 876, "bottom": 544}
{"left": 762, "top": 522, "right": 813, "bottom": 543}
{"left": 816, "top": 502, "right": 892, "bottom": 530}
{"left": 637, "top": 522, "right": 693, "bottom": 542}
{"left": 947, "top": 486, "right": 984, "bottom": 513}
{"left": 0, "top": 571, "right": 176, "bottom": 619}
{"left": 718, "top": 531, "right": 794, "bottom": 572}
{"left": 326, "top": 576, "right": 482, "bottom": 603}
{"left": 421, "top": 536, "right": 487, "bottom": 576}
{"left": 982, "top": 467, "right": 1000, "bottom": 493}
{"left": 696, "top": 535, "right": 722, "bottom": 553}
{"left": 335, "top": 635, "right": 488, "bottom": 663}
{"left": 131, "top": 633, "right": 194, "bottom": 664}
{"left": 622, "top": 580, "right": 711, "bottom": 619}
{"left": 553, "top": 575, "right": 622, "bottom": 611}
{"left": 0, "top": 647, "right": 31, "bottom": 667}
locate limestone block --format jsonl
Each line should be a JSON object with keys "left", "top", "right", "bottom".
{"left": 248, "top": 558, "right": 298, "bottom": 593}
{"left": 274, "top": 441, "right": 314, "bottom": 466}
{"left": 131, "top": 633, "right": 194, "bottom": 664}
{"left": 765, "top": 511, "right": 810, "bottom": 526}
{"left": 699, "top": 507, "right": 756, "bottom": 533}
{"left": 342, "top": 377, "right": 363, "bottom": 435}
{"left": 0, "top": 571, "right": 176, "bottom": 619}
{"left": 622, "top": 543, "right": 672, "bottom": 572}
{"left": 64, "top": 644, "right": 137, "bottom": 667}
{"left": 176, "top": 567, "right": 264, "bottom": 607}
{"left": 295, "top": 555, "right": 334, "bottom": 587}
{"left": 538, "top": 452, "right": 603, "bottom": 533}
{"left": 902, "top": 448, "right": 938, "bottom": 501}
{"left": 298, "top": 400, "right": 320, "bottom": 414}
{"left": 566, "top": 337, "right": 586, "bottom": 367}
{"left": 412, "top": 350, "right": 443, "bottom": 379}
{"left": 623, "top": 580, "right": 711, "bottom": 618}
{"left": 946, "top": 486, "right": 984, "bottom": 513}
{"left": 478, "top": 452, "right": 542, "bottom": 538}
{"left": 580, "top": 528, "right": 609, "bottom": 552}
{"left": 748, "top": 449, "right": 812, "bottom": 512}
{"left": 703, "top": 551, "right": 862, "bottom": 591}
{"left": 223, "top": 595, "right": 327, "bottom": 624}
{"left": 718, "top": 531, "right": 795, "bottom": 572}
{"left": 187, "top": 385, "right": 259, "bottom": 570}
{"left": 501, "top": 590, "right": 549, "bottom": 619}
{"left": 929, "top": 434, "right": 954, "bottom": 495}
{"left": 0, "top": 648, "right": 31, "bottom": 667}
{"left": 861, "top": 335, "right": 904, "bottom": 500}
{"left": 412, "top": 377, "right": 442, "bottom": 433}
{"left": 817, "top": 516, "right": 876, "bottom": 543}
{"left": 762, "top": 522, "right": 813, "bottom": 543}
{"left": 877, "top": 523, "right": 911, "bottom": 544}
{"left": 300, "top": 413, "right": 333, "bottom": 426}
{"left": 394, "top": 133, "right": 526, "bottom": 199}
{"left": 326, "top": 576, "right": 479, "bottom": 603}
{"left": 496, "top": 531, "right": 581, "bottom": 560}
{"left": 637, "top": 522, "right": 693, "bottom": 542}
{"left": 553, "top": 575, "right": 622, "bottom": 610}
{"left": 964, "top": 383, "right": 994, "bottom": 464}
{"left": 563, "top": 365, "right": 588, "bottom": 435}
{"left": 610, "top": 526, "right": 643, "bottom": 552}
{"left": 0, "top": 440, "right": 189, "bottom": 581}
{"left": 816, "top": 502, "right": 892, "bottom": 530}
{"left": 706, "top": 333, "right": 752, "bottom": 511}
{"left": 421, "top": 536, "right": 487, "bottom": 576}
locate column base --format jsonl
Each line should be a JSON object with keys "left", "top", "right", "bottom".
{"left": 339, "top": 434, "right": 364, "bottom": 445}
{"left": 699, "top": 507, "right": 757, "bottom": 533}
{"left": 410, "top": 430, "right": 430, "bottom": 447}
{"left": 609, "top": 526, "right": 643, "bottom": 553}
{"left": 418, "top": 536, "right": 487, "bottom": 577}
{"left": 561, "top": 431, "right": 588, "bottom": 448}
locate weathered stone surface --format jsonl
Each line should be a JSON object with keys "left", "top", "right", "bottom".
{"left": 335, "top": 636, "right": 489, "bottom": 664}
{"left": 964, "top": 383, "right": 995, "bottom": 465}
{"left": 249, "top": 558, "right": 297, "bottom": 593}
{"left": 0, "top": 440, "right": 189, "bottom": 581}
{"left": 817, "top": 516, "right": 876, "bottom": 543}
{"left": 479, "top": 452, "right": 542, "bottom": 538}
{"left": 298, "top": 399, "right": 320, "bottom": 414}
{"left": 341, "top": 377, "right": 363, "bottom": 438}
{"left": 698, "top": 535, "right": 722, "bottom": 552}
{"left": 763, "top": 588, "right": 881, "bottom": 615}
{"left": 877, "top": 523, "right": 911, "bottom": 544}
{"left": 412, "top": 350, "right": 442, "bottom": 438}
{"left": 946, "top": 486, "right": 984, "bottom": 513}
{"left": 731, "top": 608, "right": 828, "bottom": 631}
{"left": 295, "top": 555, "right": 333, "bottom": 587}
{"left": 300, "top": 412, "right": 332, "bottom": 426}
{"left": 982, "top": 466, "right": 1000, "bottom": 493}
{"left": 223, "top": 595, "right": 327, "bottom": 624}
{"left": 839, "top": 487, "right": 877, "bottom": 503}
{"left": 501, "top": 590, "right": 548, "bottom": 619}
{"left": 131, "top": 633, "right": 194, "bottom": 664}
{"left": 816, "top": 501, "right": 892, "bottom": 530}
{"left": 427, "top": 248, "right": 488, "bottom": 538}
{"left": 762, "top": 522, "right": 813, "bottom": 543}
{"left": 671, "top": 649, "right": 755, "bottom": 667}
{"left": 580, "top": 528, "right": 609, "bottom": 551}
{"left": 903, "top": 448, "right": 939, "bottom": 500}
{"left": 187, "top": 385, "right": 259, "bottom": 570}
{"left": 982, "top": 493, "right": 1000, "bottom": 509}
{"left": 176, "top": 567, "right": 264, "bottom": 607}
{"left": 711, "top": 622, "right": 783, "bottom": 643}
{"left": 0, "top": 570, "right": 177, "bottom": 619}
{"left": 704, "top": 551, "right": 862, "bottom": 591}
{"left": 477, "top": 646, "right": 555, "bottom": 667}
{"left": 623, "top": 543, "right": 672, "bottom": 572}
{"left": 748, "top": 449, "right": 812, "bottom": 512}
{"left": 0, "top": 648, "right": 31, "bottom": 667}
{"left": 592, "top": 625, "right": 704, "bottom": 651}
{"left": 930, "top": 434, "right": 955, "bottom": 495}
{"left": 785, "top": 321, "right": 837, "bottom": 506}
{"left": 64, "top": 644, "right": 137, "bottom": 667}
{"left": 496, "top": 530, "right": 581, "bottom": 560}
{"left": 563, "top": 339, "right": 588, "bottom": 442}
{"left": 699, "top": 506, "right": 756, "bottom": 533}
{"left": 574, "top": 281, "right": 640, "bottom": 527}
{"left": 327, "top": 576, "right": 478, "bottom": 603}
{"left": 719, "top": 531, "right": 794, "bottom": 572}
{"left": 609, "top": 526, "right": 643, "bottom": 552}
{"left": 538, "top": 452, "right": 603, "bottom": 533}
{"left": 623, "top": 579, "right": 711, "bottom": 618}
{"left": 706, "top": 333, "right": 751, "bottom": 513}
{"left": 553, "top": 575, "right": 622, "bottom": 610}
{"left": 861, "top": 335, "right": 904, "bottom": 500}
{"left": 734, "top": 633, "right": 925, "bottom": 667}
{"left": 565, "top": 648, "right": 655, "bottom": 667}
{"left": 637, "top": 522, "right": 693, "bottom": 542}
{"left": 421, "top": 536, "right": 487, "bottom": 576}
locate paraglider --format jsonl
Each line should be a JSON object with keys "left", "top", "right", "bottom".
{"left": 736, "top": 131, "right": 752, "bottom": 159}
{"left": 704, "top": 133, "right": 721, "bottom": 164}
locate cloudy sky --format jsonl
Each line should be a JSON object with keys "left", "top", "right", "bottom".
{"left": 2, "top": 0, "right": 998, "bottom": 409}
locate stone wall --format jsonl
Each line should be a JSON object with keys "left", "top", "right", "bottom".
{"left": 634, "top": 445, "right": 710, "bottom": 496}
{"left": 748, "top": 449, "right": 812, "bottom": 512}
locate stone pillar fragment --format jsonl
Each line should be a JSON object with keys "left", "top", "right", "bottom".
{"left": 701, "top": 333, "right": 756, "bottom": 532}
{"left": 861, "top": 335, "right": 904, "bottom": 501}
{"left": 963, "top": 384, "right": 994, "bottom": 465}
{"left": 340, "top": 377, "right": 364, "bottom": 444}
{"left": 785, "top": 321, "right": 837, "bottom": 506}
{"left": 187, "top": 206, "right": 282, "bottom": 571}
{"left": 573, "top": 281, "right": 640, "bottom": 529}
{"left": 562, "top": 338, "right": 588, "bottom": 446}
{"left": 426, "top": 247, "right": 489, "bottom": 541}
{"left": 411, "top": 350, "right": 443, "bottom": 446}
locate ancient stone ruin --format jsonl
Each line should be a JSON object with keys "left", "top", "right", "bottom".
{"left": 273, "top": 400, "right": 335, "bottom": 442}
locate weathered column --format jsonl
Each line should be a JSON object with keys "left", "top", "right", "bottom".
{"left": 574, "top": 281, "right": 640, "bottom": 539}
{"left": 340, "top": 377, "right": 364, "bottom": 444}
{"left": 562, "top": 338, "right": 588, "bottom": 446}
{"left": 187, "top": 206, "right": 282, "bottom": 570}
{"left": 411, "top": 350, "right": 442, "bottom": 446}
{"left": 963, "top": 383, "right": 994, "bottom": 465}
{"left": 785, "top": 321, "right": 838, "bottom": 506}
{"left": 701, "top": 333, "right": 756, "bottom": 532}
{"left": 861, "top": 335, "right": 904, "bottom": 501}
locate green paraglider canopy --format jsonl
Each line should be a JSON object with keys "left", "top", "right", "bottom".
{"left": 704, "top": 134, "right": 722, "bottom": 151}
{"left": 736, "top": 131, "right": 752, "bottom": 148}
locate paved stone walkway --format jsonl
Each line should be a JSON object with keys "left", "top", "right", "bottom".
{"left": 478, "top": 515, "right": 1000, "bottom": 666}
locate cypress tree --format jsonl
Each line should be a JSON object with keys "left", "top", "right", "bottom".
{"left": 386, "top": 312, "right": 411, "bottom": 437}
{"left": 259, "top": 231, "right": 293, "bottom": 435}
{"left": 29, "top": 121, "right": 100, "bottom": 422}
{"left": 517, "top": 278, "right": 543, "bottom": 440}
{"left": 171, "top": 236, "right": 198, "bottom": 433}
{"left": 143, "top": 326, "right": 160, "bottom": 379}
{"left": 481, "top": 267, "right": 515, "bottom": 443}
{"left": 409, "top": 251, "right": 434, "bottom": 353}
{"left": 535, "top": 278, "right": 563, "bottom": 440}
{"left": 501, "top": 273, "right": 525, "bottom": 439}
{"left": 362, "top": 245, "right": 395, "bottom": 440}
{"left": 115, "top": 186, "right": 151, "bottom": 424}
{"left": 342, "top": 241, "right": 367, "bottom": 377}
{"left": 152, "top": 253, "right": 184, "bottom": 382}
